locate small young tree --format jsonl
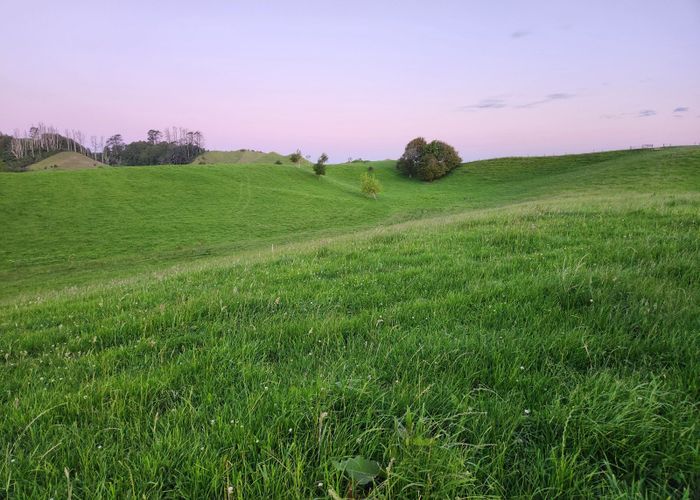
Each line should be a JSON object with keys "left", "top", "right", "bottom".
{"left": 289, "top": 149, "right": 302, "bottom": 166}
{"left": 361, "top": 172, "right": 381, "bottom": 199}
{"left": 313, "top": 153, "right": 329, "bottom": 176}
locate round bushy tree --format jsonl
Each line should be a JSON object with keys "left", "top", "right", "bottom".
{"left": 396, "top": 137, "right": 462, "bottom": 181}
{"left": 396, "top": 137, "right": 427, "bottom": 178}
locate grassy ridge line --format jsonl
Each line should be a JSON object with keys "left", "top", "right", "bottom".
{"left": 1, "top": 191, "right": 698, "bottom": 497}
{"left": 1, "top": 190, "right": 695, "bottom": 307}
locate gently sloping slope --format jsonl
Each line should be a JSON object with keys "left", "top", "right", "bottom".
{"left": 0, "top": 147, "right": 697, "bottom": 298}
{"left": 0, "top": 191, "right": 697, "bottom": 497}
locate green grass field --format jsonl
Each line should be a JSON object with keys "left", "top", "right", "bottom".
{"left": 193, "top": 150, "right": 310, "bottom": 166}
{"left": 0, "top": 147, "right": 698, "bottom": 497}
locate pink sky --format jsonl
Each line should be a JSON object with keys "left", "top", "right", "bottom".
{"left": 1, "top": 0, "right": 698, "bottom": 161}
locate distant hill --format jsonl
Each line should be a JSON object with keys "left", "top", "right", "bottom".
{"left": 193, "top": 150, "right": 311, "bottom": 165}
{"left": 27, "top": 152, "right": 107, "bottom": 171}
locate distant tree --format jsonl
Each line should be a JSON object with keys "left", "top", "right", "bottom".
{"left": 313, "top": 153, "right": 329, "bottom": 176}
{"left": 275, "top": 159, "right": 283, "bottom": 165}
{"left": 104, "top": 134, "right": 125, "bottom": 165}
{"left": 90, "top": 136, "right": 99, "bottom": 160}
{"left": 396, "top": 137, "right": 427, "bottom": 178}
{"left": 396, "top": 137, "right": 462, "bottom": 181}
{"left": 289, "top": 149, "right": 303, "bottom": 166}
{"left": 147, "top": 129, "right": 162, "bottom": 145}
{"left": 361, "top": 172, "right": 381, "bottom": 199}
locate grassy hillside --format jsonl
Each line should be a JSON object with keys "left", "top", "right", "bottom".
{"left": 194, "top": 150, "right": 310, "bottom": 165}
{"left": 27, "top": 151, "right": 107, "bottom": 171}
{"left": 0, "top": 147, "right": 698, "bottom": 497}
{"left": 0, "top": 147, "right": 698, "bottom": 299}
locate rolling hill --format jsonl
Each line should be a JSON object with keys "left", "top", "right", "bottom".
{"left": 193, "top": 149, "right": 311, "bottom": 165}
{"left": 0, "top": 147, "right": 698, "bottom": 298}
{"left": 0, "top": 147, "right": 698, "bottom": 497}
{"left": 26, "top": 151, "right": 107, "bottom": 171}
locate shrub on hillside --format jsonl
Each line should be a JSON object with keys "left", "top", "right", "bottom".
{"left": 313, "top": 153, "right": 329, "bottom": 176}
{"left": 396, "top": 137, "right": 462, "bottom": 181}
{"left": 289, "top": 149, "right": 303, "bottom": 166}
{"left": 361, "top": 172, "right": 381, "bottom": 199}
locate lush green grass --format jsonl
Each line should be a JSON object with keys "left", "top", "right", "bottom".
{"left": 1, "top": 147, "right": 698, "bottom": 300}
{"left": 193, "top": 150, "right": 309, "bottom": 166}
{"left": 0, "top": 147, "right": 698, "bottom": 497}
{"left": 27, "top": 152, "right": 107, "bottom": 171}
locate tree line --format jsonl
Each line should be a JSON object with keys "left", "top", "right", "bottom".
{"left": 0, "top": 124, "right": 206, "bottom": 170}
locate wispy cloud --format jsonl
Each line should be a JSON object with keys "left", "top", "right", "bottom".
{"left": 458, "top": 99, "right": 507, "bottom": 111}
{"left": 673, "top": 106, "right": 689, "bottom": 113}
{"left": 638, "top": 110, "right": 656, "bottom": 117}
{"left": 517, "top": 93, "right": 575, "bottom": 108}
{"left": 511, "top": 30, "right": 530, "bottom": 39}
{"left": 459, "top": 93, "right": 575, "bottom": 112}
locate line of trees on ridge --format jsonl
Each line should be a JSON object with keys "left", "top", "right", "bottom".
{"left": 0, "top": 124, "right": 206, "bottom": 170}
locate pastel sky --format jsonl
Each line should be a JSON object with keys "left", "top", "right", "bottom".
{"left": 1, "top": 0, "right": 698, "bottom": 161}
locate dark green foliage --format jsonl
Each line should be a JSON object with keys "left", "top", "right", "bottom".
{"left": 289, "top": 149, "right": 303, "bottom": 166}
{"left": 104, "top": 134, "right": 125, "bottom": 165}
{"left": 112, "top": 136, "right": 204, "bottom": 166}
{"left": 313, "top": 152, "right": 329, "bottom": 176}
{"left": 396, "top": 137, "right": 462, "bottom": 181}
{"left": 275, "top": 160, "right": 283, "bottom": 165}
{"left": 396, "top": 137, "right": 427, "bottom": 178}
{"left": 146, "top": 129, "right": 162, "bottom": 145}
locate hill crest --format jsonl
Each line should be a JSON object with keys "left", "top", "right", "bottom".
{"left": 27, "top": 151, "right": 107, "bottom": 171}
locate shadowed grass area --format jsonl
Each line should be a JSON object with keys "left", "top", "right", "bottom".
{"left": 0, "top": 147, "right": 698, "bottom": 497}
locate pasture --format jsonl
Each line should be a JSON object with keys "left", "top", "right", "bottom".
{"left": 0, "top": 147, "right": 698, "bottom": 497}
